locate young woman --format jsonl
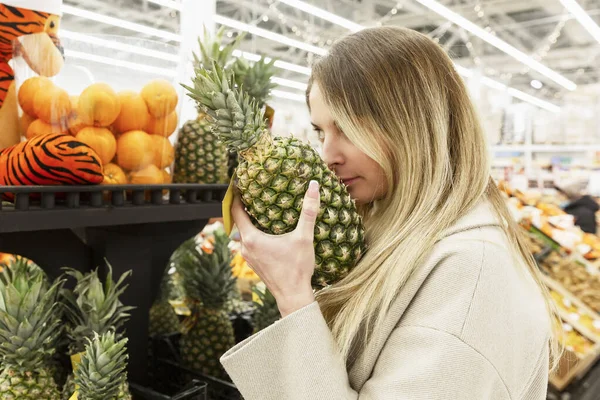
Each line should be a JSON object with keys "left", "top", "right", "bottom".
{"left": 221, "top": 26, "right": 559, "bottom": 399}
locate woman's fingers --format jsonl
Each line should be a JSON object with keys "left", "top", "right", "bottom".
{"left": 231, "top": 194, "right": 257, "bottom": 240}
{"left": 296, "top": 180, "right": 320, "bottom": 238}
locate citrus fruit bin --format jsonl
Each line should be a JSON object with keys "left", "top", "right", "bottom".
{"left": 12, "top": 33, "right": 182, "bottom": 186}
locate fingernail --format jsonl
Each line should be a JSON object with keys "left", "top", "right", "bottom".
{"left": 308, "top": 180, "right": 319, "bottom": 198}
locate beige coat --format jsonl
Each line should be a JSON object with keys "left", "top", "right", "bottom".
{"left": 221, "top": 201, "right": 551, "bottom": 399}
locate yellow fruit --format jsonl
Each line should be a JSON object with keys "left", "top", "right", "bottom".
{"left": 150, "top": 135, "right": 175, "bottom": 169}
{"left": 116, "top": 130, "right": 154, "bottom": 171}
{"left": 26, "top": 119, "right": 64, "bottom": 139}
{"left": 113, "top": 91, "right": 150, "bottom": 133}
{"left": 146, "top": 111, "right": 178, "bottom": 137}
{"left": 18, "top": 76, "right": 54, "bottom": 117}
{"left": 19, "top": 112, "right": 36, "bottom": 136}
{"left": 102, "top": 163, "right": 127, "bottom": 185}
{"left": 129, "top": 164, "right": 164, "bottom": 184}
{"left": 76, "top": 127, "right": 117, "bottom": 165}
{"left": 141, "top": 79, "right": 178, "bottom": 117}
{"left": 78, "top": 83, "right": 121, "bottom": 127}
{"left": 33, "top": 85, "right": 71, "bottom": 125}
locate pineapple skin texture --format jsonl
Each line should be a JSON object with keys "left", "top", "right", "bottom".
{"left": 0, "top": 368, "right": 60, "bottom": 400}
{"left": 173, "top": 118, "right": 229, "bottom": 184}
{"left": 180, "top": 308, "right": 235, "bottom": 380}
{"left": 149, "top": 301, "right": 181, "bottom": 336}
{"left": 61, "top": 375, "right": 75, "bottom": 400}
{"left": 237, "top": 137, "right": 365, "bottom": 288}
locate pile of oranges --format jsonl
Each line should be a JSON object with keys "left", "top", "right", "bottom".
{"left": 17, "top": 77, "right": 179, "bottom": 185}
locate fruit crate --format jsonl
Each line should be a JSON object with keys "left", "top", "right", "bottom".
{"left": 0, "top": 183, "right": 228, "bottom": 384}
{"left": 542, "top": 275, "right": 600, "bottom": 391}
{"left": 130, "top": 380, "right": 207, "bottom": 400}
{"left": 149, "top": 333, "right": 242, "bottom": 400}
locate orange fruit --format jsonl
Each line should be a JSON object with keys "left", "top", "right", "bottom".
{"left": 146, "top": 111, "right": 178, "bottom": 137}
{"left": 33, "top": 85, "right": 71, "bottom": 125}
{"left": 78, "top": 83, "right": 121, "bottom": 127}
{"left": 76, "top": 127, "right": 117, "bottom": 165}
{"left": 113, "top": 91, "right": 150, "bottom": 133}
{"left": 150, "top": 135, "right": 175, "bottom": 169}
{"left": 141, "top": 79, "right": 178, "bottom": 117}
{"left": 19, "top": 112, "right": 36, "bottom": 136}
{"left": 18, "top": 76, "right": 54, "bottom": 117}
{"left": 116, "top": 130, "right": 154, "bottom": 171}
{"left": 129, "top": 164, "right": 164, "bottom": 184}
{"left": 26, "top": 119, "right": 64, "bottom": 139}
{"left": 102, "top": 163, "right": 127, "bottom": 185}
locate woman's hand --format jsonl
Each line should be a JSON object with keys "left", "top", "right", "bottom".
{"left": 231, "top": 180, "right": 320, "bottom": 317}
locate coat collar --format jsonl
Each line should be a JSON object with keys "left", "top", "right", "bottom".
{"left": 441, "top": 199, "right": 502, "bottom": 239}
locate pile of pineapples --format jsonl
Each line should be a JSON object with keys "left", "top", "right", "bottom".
{"left": 0, "top": 256, "right": 134, "bottom": 400}
{"left": 148, "top": 223, "right": 281, "bottom": 380}
{"left": 173, "top": 26, "right": 277, "bottom": 185}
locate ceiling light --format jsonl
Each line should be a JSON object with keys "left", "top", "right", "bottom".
{"left": 65, "top": 49, "right": 177, "bottom": 77}
{"left": 213, "top": 15, "right": 327, "bottom": 55}
{"left": 62, "top": 5, "right": 181, "bottom": 42}
{"left": 60, "top": 30, "right": 179, "bottom": 62}
{"left": 414, "top": 0, "right": 576, "bottom": 91}
{"left": 272, "top": 89, "right": 306, "bottom": 102}
{"left": 276, "top": 0, "right": 363, "bottom": 32}
{"left": 272, "top": 77, "right": 308, "bottom": 91}
{"left": 507, "top": 88, "right": 560, "bottom": 113}
{"left": 231, "top": 50, "right": 312, "bottom": 75}
{"left": 530, "top": 79, "right": 543, "bottom": 89}
{"left": 559, "top": 0, "right": 600, "bottom": 43}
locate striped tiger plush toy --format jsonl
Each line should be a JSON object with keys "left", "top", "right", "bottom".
{"left": 0, "top": 133, "right": 104, "bottom": 199}
{"left": 0, "top": 0, "right": 65, "bottom": 150}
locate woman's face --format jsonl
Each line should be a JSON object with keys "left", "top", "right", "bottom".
{"left": 309, "top": 83, "right": 388, "bottom": 205}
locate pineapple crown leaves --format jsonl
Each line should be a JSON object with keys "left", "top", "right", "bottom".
{"left": 252, "top": 285, "right": 277, "bottom": 309}
{"left": 193, "top": 25, "right": 246, "bottom": 72}
{"left": 0, "top": 263, "right": 65, "bottom": 369}
{"left": 74, "top": 331, "right": 129, "bottom": 400}
{"left": 0, "top": 255, "right": 47, "bottom": 283}
{"left": 176, "top": 231, "right": 237, "bottom": 309}
{"left": 61, "top": 262, "right": 135, "bottom": 354}
{"left": 232, "top": 57, "right": 279, "bottom": 107}
{"left": 182, "top": 62, "right": 268, "bottom": 154}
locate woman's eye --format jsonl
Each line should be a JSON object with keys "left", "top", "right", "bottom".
{"left": 313, "top": 129, "right": 325, "bottom": 143}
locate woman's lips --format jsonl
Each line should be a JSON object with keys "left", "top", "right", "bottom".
{"left": 341, "top": 177, "right": 358, "bottom": 186}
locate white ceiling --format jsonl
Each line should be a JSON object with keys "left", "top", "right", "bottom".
{"left": 60, "top": 0, "right": 600, "bottom": 104}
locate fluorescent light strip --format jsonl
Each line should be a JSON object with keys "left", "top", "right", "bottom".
{"left": 507, "top": 88, "right": 561, "bottom": 113}
{"left": 65, "top": 49, "right": 177, "bottom": 77}
{"left": 62, "top": 5, "right": 181, "bottom": 42}
{"left": 147, "top": 0, "right": 182, "bottom": 11}
{"left": 214, "top": 15, "right": 327, "bottom": 55}
{"left": 61, "top": 30, "right": 180, "bottom": 62}
{"left": 272, "top": 89, "right": 306, "bottom": 102}
{"left": 272, "top": 77, "right": 308, "bottom": 91}
{"left": 415, "top": 0, "right": 576, "bottom": 91}
{"left": 277, "top": 0, "right": 363, "bottom": 32}
{"left": 559, "top": 0, "right": 600, "bottom": 43}
{"left": 232, "top": 50, "right": 312, "bottom": 76}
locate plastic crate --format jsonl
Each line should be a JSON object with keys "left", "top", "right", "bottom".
{"left": 130, "top": 380, "right": 207, "bottom": 400}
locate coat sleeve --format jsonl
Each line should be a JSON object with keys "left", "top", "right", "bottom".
{"left": 220, "top": 302, "right": 511, "bottom": 400}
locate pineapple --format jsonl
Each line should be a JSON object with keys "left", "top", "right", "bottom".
{"left": 73, "top": 331, "right": 131, "bottom": 400}
{"left": 178, "top": 230, "right": 237, "bottom": 380}
{"left": 252, "top": 284, "right": 280, "bottom": 333}
{"left": 173, "top": 115, "right": 229, "bottom": 184}
{"left": 60, "top": 264, "right": 134, "bottom": 400}
{"left": 0, "top": 259, "right": 64, "bottom": 399}
{"left": 149, "top": 262, "right": 180, "bottom": 337}
{"left": 173, "top": 26, "right": 244, "bottom": 184}
{"left": 184, "top": 64, "right": 365, "bottom": 288}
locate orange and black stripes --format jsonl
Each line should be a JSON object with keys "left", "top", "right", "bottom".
{"left": 0, "top": 134, "right": 104, "bottom": 187}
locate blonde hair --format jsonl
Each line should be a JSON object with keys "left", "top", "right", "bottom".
{"left": 307, "top": 26, "right": 561, "bottom": 370}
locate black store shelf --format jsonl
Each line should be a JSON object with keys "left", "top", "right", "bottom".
{"left": 0, "top": 184, "right": 228, "bottom": 385}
